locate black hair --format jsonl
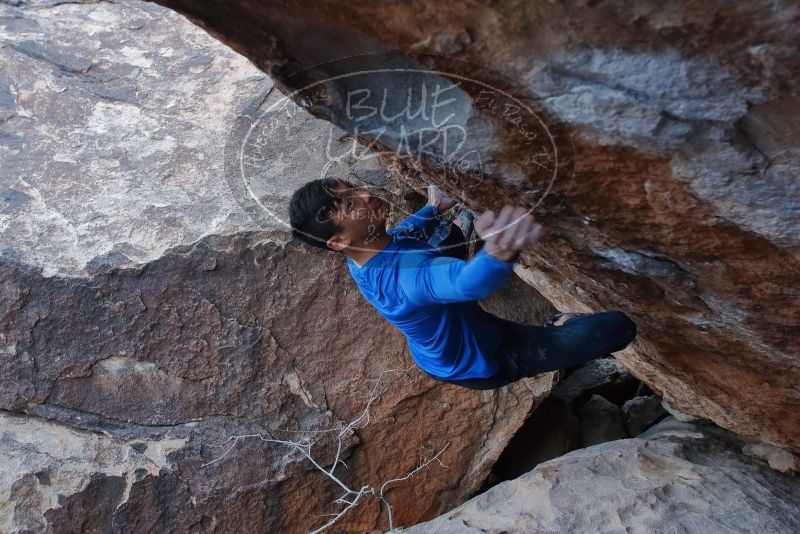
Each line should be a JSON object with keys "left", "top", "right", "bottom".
{"left": 288, "top": 177, "right": 352, "bottom": 250}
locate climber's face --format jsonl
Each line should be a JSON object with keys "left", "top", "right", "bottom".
{"left": 326, "top": 181, "right": 390, "bottom": 252}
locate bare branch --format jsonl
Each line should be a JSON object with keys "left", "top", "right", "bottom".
{"left": 380, "top": 442, "right": 450, "bottom": 495}
{"left": 200, "top": 366, "right": 443, "bottom": 533}
{"left": 379, "top": 442, "right": 451, "bottom": 530}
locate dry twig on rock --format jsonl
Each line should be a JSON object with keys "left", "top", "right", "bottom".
{"left": 202, "top": 367, "right": 449, "bottom": 532}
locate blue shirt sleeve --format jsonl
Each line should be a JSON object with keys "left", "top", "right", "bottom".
{"left": 398, "top": 245, "right": 515, "bottom": 305}
{"left": 388, "top": 204, "right": 439, "bottom": 238}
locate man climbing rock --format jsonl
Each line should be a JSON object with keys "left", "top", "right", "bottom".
{"left": 288, "top": 177, "right": 637, "bottom": 390}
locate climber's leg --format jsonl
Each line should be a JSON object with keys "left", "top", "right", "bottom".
{"left": 430, "top": 311, "right": 636, "bottom": 390}
{"left": 500, "top": 311, "right": 637, "bottom": 376}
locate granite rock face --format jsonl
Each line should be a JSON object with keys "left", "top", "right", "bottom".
{"left": 151, "top": 0, "right": 800, "bottom": 451}
{"left": 395, "top": 419, "right": 800, "bottom": 534}
{"left": 0, "top": 1, "right": 555, "bottom": 532}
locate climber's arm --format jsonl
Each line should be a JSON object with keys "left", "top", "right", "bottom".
{"left": 388, "top": 185, "right": 457, "bottom": 237}
{"left": 398, "top": 246, "right": 515, "bottom": 305}
{"left": 389, "top": 203, "right": 440, "bottom": 237}
{"left": 397, "top": 204, "right": 544, "bottom": 304}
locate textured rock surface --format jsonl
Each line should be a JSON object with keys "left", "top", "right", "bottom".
{"left": 578, "top": 394, "right": 629, "bottom": 447}
{"left": 395, "top": 418, "right": 800, "bottom": 534}
{"left": 152, "top": 0, "right": 800, "bottom": 450}
{"left": 622, "top": 394, "right": 668, "bottom": 436}
{"left": 0, "top": 411, "right": 185, "bottom": 533}
{"left": 0, "top": 1, "right": 555, "bottom": 532}
{"left": 662, "top": 398, "right": 701, "bottom": 423}
{"left": 742, "top": 442, "right": 800, "bottom": 474}
{"left": 552, "top": 357, "right": 637, "bottom": 405}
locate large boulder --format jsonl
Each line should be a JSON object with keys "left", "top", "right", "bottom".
{"left": 151, "top": 0, "right": 800, "bottom": 451}
{"left": 394, "top": 418, "right": 800, "bottom": 534}
{"left": 0, "top": 1, "right": 554, "bottom": 532}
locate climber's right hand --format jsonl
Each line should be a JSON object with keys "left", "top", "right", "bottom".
{"left": 475, "top": 205, "right": 543, "bottom": 262}
{"left": 427, "top": 184, "right": 457, "bottom": 212}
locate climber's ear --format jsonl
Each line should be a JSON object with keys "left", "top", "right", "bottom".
{"left": 326, "top": 233, "right": 350, "bottom": 252}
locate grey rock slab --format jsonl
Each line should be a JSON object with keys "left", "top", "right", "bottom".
{"left": 0, "top": 0, "right": 270, "bottom": 277}
{"left": 395, "top": 419, "right": 800, "bottom": 534}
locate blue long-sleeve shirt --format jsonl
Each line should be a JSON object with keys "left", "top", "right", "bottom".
{"left": 346, "top": 204, "right": 516, "bottom": 380}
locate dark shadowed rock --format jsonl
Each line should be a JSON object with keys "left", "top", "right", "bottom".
{"left": 578, "top": 394, "right": 629, "bottom": 447}
{"left": 489, "top": 396, "right": 580, "bottom": 485}
{"left": 552, "top": 357, "right": 637, "bottom": 406}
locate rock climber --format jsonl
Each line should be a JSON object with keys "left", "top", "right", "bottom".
{"left": 288, "top": 177, "right": 637, "bottom": 390}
